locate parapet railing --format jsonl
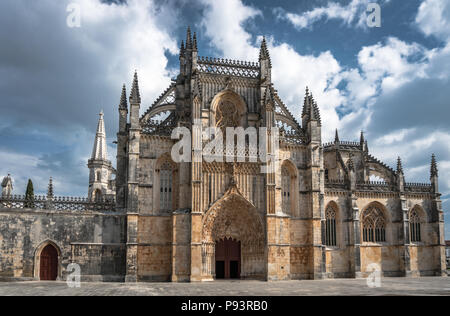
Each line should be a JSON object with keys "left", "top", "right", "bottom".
{"left": 280, "top": 131, "right": 305, "bottom": 145}
{"left": 325, "top": 179, "right": 434, "bottom": 193}
{"left": 197, "top": 56, "right": 260, "bottom": 78}
{"left": 356, "top": 181, "right": 396, "bottom": 192}
{"left": 325, "top": 179, "right": 347, "bottom": 189}
{"left": 323, "top": 141, "right": 362, "bottom": 148}
{"left": 0, "top": 195, "right": 116, "bottom": 212}
{"left": 325, "top": 180, "right": 395, "bottom": 191}
{"left": 404, "top": 183, "right": 432, "bottom": 193}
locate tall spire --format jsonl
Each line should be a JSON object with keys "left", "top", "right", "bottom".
{"left": 431, "top": 154, "right": 438, "bottom": 177}
{"left": 259, "top": 36, "right": 271, "bottom": 65}
{"left": 301, "top": 87, "right": 321, "bottom": 126}
{"left": 180, "top": 40, "right": 185, "bottom": 56}
{"left": 302, "top": 86, "right": 310, "bottom": 118}
{"left": 186, "top": 26, "right": 192, "bottom": 49}
{"left": 119, "top": 84, "right": 127, "bottom": 110}
{"left": 397, "top": 157, "right": 404, "bottom": 175}
{"left": 91, "top": 111, "right": 108, "bottom": 161}
{"left": 360, "top": 131, "right": 365, "bottom": 146}
{"left": 129, "top": 71, "right": 141, "bottom": 104}
{"left": 335, "top": 129, "right": 340, "bottom": 143}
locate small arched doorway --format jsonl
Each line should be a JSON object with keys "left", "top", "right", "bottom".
{"left": 215, "top": 238, "right": 241, "bottom": 279}
{"left": 39, "top": 244, "right": 58, "bottom": 281}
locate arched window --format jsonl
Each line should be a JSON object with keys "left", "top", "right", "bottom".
{"left": 160, "top": 162, "right": 173, "bottom": 211}
{"left": 281, "top": 166, "right": 291, "bottom": 215}
{"left": 410, "top": 208, "right": 422, "bottom": 242}
{"left": 325, "top": 206, "right": 337, "bottom": 246}
{"left": 362, "top": 206, "right": 386, "bottom": 243}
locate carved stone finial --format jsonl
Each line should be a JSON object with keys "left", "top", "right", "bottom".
{"left": 193, "top": 32, "right": 198, "bottom": 51}
{"left": 129, "top": 70, "right": 141, "bottom": 104}
{"left": 259, "top": 36, "right": 272, "bottom": 67}
{"left": 397, "top": 157, "right": 404, "bottom": 175}
{"left": 431, "top": 154, "right": 438, "bottom": 177}
{"left": 119, "top": 84, "right": 127, "bottom": 110}
{"left": 47, "top": 177, "right": 54, "bottom": 199}
{"left": 180, "top": 40, "right": 185, "bottom": 55}
{"left": 186, "top": 26, "right": 192, "bottom": 49}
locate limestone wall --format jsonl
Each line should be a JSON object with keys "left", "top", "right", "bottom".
{"left": 137, "top": 215, "right": 173, "bottom": 281}
{"left": 0, "top": 208, "right": 126, "bottom": 281}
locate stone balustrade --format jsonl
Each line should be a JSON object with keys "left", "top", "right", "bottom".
{"left": 0, "top": 195, "right": 116, "bottom": 212}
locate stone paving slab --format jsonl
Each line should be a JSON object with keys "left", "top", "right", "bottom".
{"left": 0, "top": 277, "right": 449, "bottom": 296}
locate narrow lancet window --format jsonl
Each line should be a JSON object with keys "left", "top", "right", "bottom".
{"left": 325, "top": 206, "right": 337, "bottom": 246}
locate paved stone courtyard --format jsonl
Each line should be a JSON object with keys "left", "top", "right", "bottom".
{"left": 0, "top": 277, "right": 449, "bottom": 296}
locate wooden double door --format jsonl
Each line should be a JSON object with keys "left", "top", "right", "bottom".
{"left": 39, "top": 245, "right": 58, "bottom": 281}
{"left": 215, "top": 238, "right": 241, "bottom": 279}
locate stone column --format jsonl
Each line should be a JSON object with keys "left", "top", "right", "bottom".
{"left": 190, "top": 111, "right": 203, "bottom": 281}
{"left": 433, "top": 197, "right": 447, "bottom": 276}
{"left": 351, "top": 194, "right": 362, "bottom": 278}
{"left": 401, "top": 196, "right": 412, "bottom": 276}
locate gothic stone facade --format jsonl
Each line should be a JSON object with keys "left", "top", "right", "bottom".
{"left": 0, "top": 30, "right": 446, "bottom": 282}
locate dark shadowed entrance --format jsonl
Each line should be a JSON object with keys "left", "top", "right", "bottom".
{"left": 40, "top": 244, "right": 58, "bottom": 281}
{"left": 215, "top": 238, "right": 241, "bottom": 279}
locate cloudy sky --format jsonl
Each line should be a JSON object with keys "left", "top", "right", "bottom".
{"left": 0, "top": 0, "right": 449, "bottom": 237}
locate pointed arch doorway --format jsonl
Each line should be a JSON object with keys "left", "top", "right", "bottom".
{"left": 215, "top": 238, "right": 241, "bottom": 279}
{"left": 202, "top": 183, "right": 266, "bottom": 280}
{"left": 39, "top": 244, "right": 58, "bottom": 281}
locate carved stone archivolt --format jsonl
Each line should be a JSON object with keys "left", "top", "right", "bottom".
{"left": 202, "top": 183, "right": 264, "bottom": 245}
{"left": 201, "top": 182, "right": 265, "bottom": 278}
